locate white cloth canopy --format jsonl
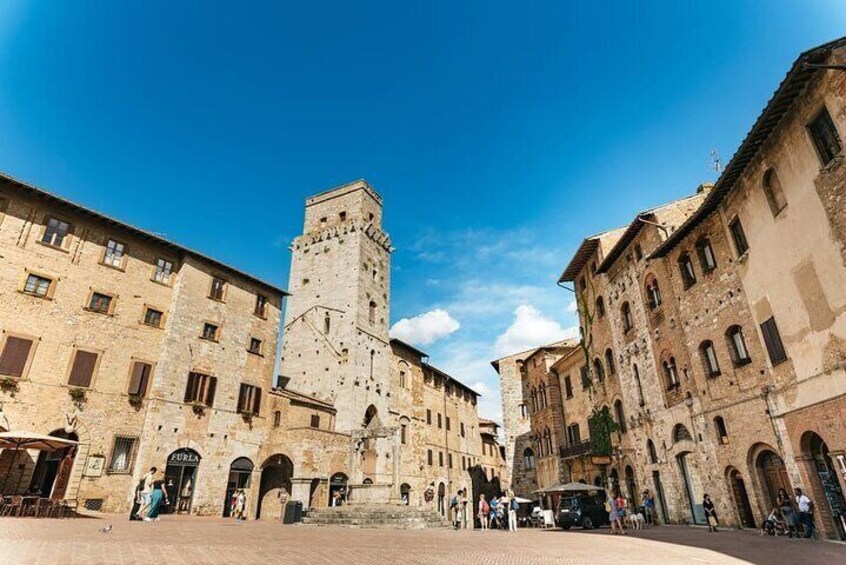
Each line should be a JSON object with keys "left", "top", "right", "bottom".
{"left": 534, "top": 482, "right": 603, "bottom": 494}
{"left": 0, "top": 430, "right": 79, "bottom": 451}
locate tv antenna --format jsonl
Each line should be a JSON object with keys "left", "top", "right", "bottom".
{"left": 709, "top": 149, "right": 722, "bottom": 175}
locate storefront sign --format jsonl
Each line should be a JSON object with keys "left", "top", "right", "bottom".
{"left": 84, "top": 455, "right": 105, "bottom": 477}
{"left": 168, "top": 449, "right": 200, "bottom": 466}
{"left": 590, "top": 456, "right": 612, "bottom": 465}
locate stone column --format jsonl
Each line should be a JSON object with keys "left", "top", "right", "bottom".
{"left": 290, "top": 477, "right": 313, "bottom": 510}
{"left": 392, "top": 428, "right": 401, "bottom": 501}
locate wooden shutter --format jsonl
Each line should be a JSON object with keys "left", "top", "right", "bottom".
{"left": 128, "top": 362, "right": 151, "bottom": 397}
{"left": 0, "top": 337, "right": 33, "bottom": 377}
{"left": 68, "top": 350, "right": 98, "bottom": 387}
{"left": 205, "top": 376, "right": 217, "bottom": 407}
{"left": 253, "top": 387, "right": 261, "bottom": 415}
{"left": 184, "top": 372, "right": 197, "bottom": 403}
{"left": 237, "top": 383, "right": 247, "bottom": 413}
{"left": 761, "top": 318, "right": 787, "bottom": 365}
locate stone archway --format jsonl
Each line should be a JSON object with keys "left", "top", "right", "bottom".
{"left": 800, "top": 431, "right": 846, "bottom": 539}
{"left": 726, "top": 466, "right": 755, "bottom": 528}
{"left": 28, "top": 429, "right": 78, "bottom": 499}
{"left": 257, "top": 454, "right": 293, "bottom": 520}
{"left": 753, "top": 448, "right": 790, "bottom": 510}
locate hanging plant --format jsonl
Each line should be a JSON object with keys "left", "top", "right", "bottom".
{"left": 68, "top": 387, "right": 87, "bottom": 402}
{"left": 191, "top": 402, "right": 206, "bottom": 416}
{"left": 128, "top": 394, "right": 143, "bottom": 408}
{"left": 588, "top": 406, "right": 618, "bottom": 457}
{"left": 0, "top": 376, "right": 19, "bottom": 391}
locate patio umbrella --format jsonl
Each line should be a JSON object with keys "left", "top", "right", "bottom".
{"left": 513, "top": 497, "right": 533, "bottom": 504}
{"left": 0, "top": 431, "right": 78, "bottom": 493}
{"left": 534, "top": 482, "right": 603, "bottom": 494}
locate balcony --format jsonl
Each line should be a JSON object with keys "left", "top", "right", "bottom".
{"left": 559, "top": 439, "right": 593, "bottom": 460}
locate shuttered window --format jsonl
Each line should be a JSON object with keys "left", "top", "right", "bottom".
{"left": 808, "top": 107, "right": 842, "bottom": 166}
{"left": 68, "top": 350, "right": 98, "bottom": 387}
{"left": 760, "top": 317, "right": 788, "bottom": 366}
{"left": 127, "top": 362, "right": 152, "bottom": 397}
{"left": 237, "top": 383, "right": 261, "bottom": 415}
{"left": 184, "top": 372, "right": 217, "bottom": 407}
{"left": 0, "top": 337, "right": 34, "bottom": 378}
{"left": 310, "top": 414, "right": 320, "bottom": 428}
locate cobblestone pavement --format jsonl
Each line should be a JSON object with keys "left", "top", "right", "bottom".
{"left": 1, "top": 515, "right": 844, "bottom": 565}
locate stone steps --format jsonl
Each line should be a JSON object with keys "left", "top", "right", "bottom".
{"left": 302, "top": 505, "right": 452, "bottom": 529}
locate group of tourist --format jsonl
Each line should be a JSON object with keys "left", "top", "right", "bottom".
{"left": 229, "top": 488, "right": 249, "bottom": 521}
{"left": 476, "top": 492, "right": 518, "bottom": 531}
{"left": 129, "top": 467, "right": 168, "bottom": 522}
{"left": 759, "top": 487, "right": 817, "bottom": 539}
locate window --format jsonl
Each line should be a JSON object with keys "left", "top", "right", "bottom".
{"left": 760, "top": 317, "right": 788, "bottom": 366}
{"left": 566, "top": 423, "right": 581, "bottom": 445}
{"left": 399, "top": 370, "right": 406, "bottom": 388}
{"left": 448, "top": 454, "right": 453, "bottom": 469}
{"left": 678, "top": 253, "right": 697, "bottom": 289}
{"left": 273, "top": 411, "right": 281, "bottom": 428}
{"left": 519, "top": 403, "right": 528, "bottom": 419}
{"left": 184, "top": 372, "right": 217, "bottom": 406}
{"left": 255, "top": 295, "right": 268, "bottom": 318}
{"left": 530, "top": 388, "right": 538, "bottom": 412}
{"left": 88, "top": 292, "right": 113, "bottom": 314}
{"left": 107, "top": 436, "right": 138, "bottom": 474}
{"left": 539, "top": 383, "right": 548, "bottom": 407}
{"left": 726, "top": 325, "right": 751, "bottom": 366}
{"left": 646, "top": 277, "right": 662, "bottom": 309}
{"left": 460, "top": 422, "right": 465, "bottom": 437}
{"left": 634, "top": 243, "right": 643, "bottom": 261}
{"left": 368, "top": 301, "right": 376, "bottom": 324}
{"left": 0, "top": 336, "right": 34, "bottom": 378}
{"left": 68, "top": 350, "right": 99, "bottom": 388}
{"left": 439, "top": 452, "right": 444, "bottom": 467}
{"left": 647, "top": 440, "right": 658, "bottom": 464}
{"left": 427, "top": 450, "right": 433, "bottom": 466}
{"left": 153, "top": 258, "right": 173, "bottom": 285}
{"left": 310, "top": 414, "right": 320, "bottom": 428}
{"left": 339, "top": 211, "right": 347, "bottom": 222}
{"left": 324, "top": 314, "right": 331, "bottom": 334}
{"left": 139, "top": 307, "right": 163, "bottom": 328}
{"left": 523, "top": 448, "right": 535, "bottom": 470}
{"left": 700, "top": 340, "right": 721, "bottom": 377}
{"left": 23, "top": 274, "right": 52, "bottom": 297}
{"left": 621, "top": 302, "right": 633, "bottom": 332}
{"left": 729, "top": 217, "right": 748, "bottom": 257}
{"left": 662, "top": 356, "right": 679, "bottom": 390}
{"left": 673, "top": 424, "right": 692, "bottom": 443}
{"left": 614, "top": 399, "right": 627, "bottom": 434}
{"left": 446, "top": 417, "right": 451, "bottom": 431}
{"left": 103, "top": 239, "right": 126, "bottom": 268}
{"left": 714, "top": 416, "right": 729, "bottom": 444}
{"left": 605, "top": 349, "right": 616, "bottom": 375}
{"left": 437, "top": 413, "right": 442, "bottom": 429}
{"left": 579, "top": 276, "right": 587, "bottom": 291}
{"left": 401, "top": 423, "right": 407, "bottom": 444}
{"left": 595, "top": 296, "right": 605, "bottom": 317}
{"left": 593, "top": 358, "right": 605, "bottom": 382}
{"left": 209, "top": 277, "right": 226, "bottom": 301}
{"left": 42, "top": 216, "right": 70, "bottom": 247}
{"left": 564, "top": 375, "right": 573, "bottom": 399}
{"left": 580, "top": 365, "right": 589, "bottom": 389}
{"left": 127, "top": 361, "right": 152, "bottom": 397}
{"left": 762, "top": 168, "right": 787, "bottom": 216}
{"left": 426, "top": 409, "right": 432, "bottom": 425}
{"left": 696, "top": 238, "right": 717, "bottom": 273}
{"left": 201, "top": 323, "right": 219, "bottom": 341}
{"left": 808, "top": 107, "right": 842, "bottom": 166}
{"left": 248, "top": 337, "right": 263, "bottom": 355}
{"left": 633, "top": 364, "right": 645, "bottom": 407}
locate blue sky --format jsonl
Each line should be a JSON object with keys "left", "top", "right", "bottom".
{"left": 1, "top": 1, "right": 844, "bottom": 422}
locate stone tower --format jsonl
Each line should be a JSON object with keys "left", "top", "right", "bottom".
{"left": 280, "top": 180, "right": 393, "bottom": 435}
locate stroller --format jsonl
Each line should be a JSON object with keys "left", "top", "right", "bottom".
{"left": 761, "top": 509, "right": 788, "bottom": 536}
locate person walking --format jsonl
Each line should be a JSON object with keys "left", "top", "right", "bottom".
{"left": 137, "top": 467, "right": 157, "bottom": 518}
{"left": 642, "top": 490, "right": 656, "bottom": 526}
{"left": 143, "top": 476, "right": 169, "bottom": 522}
{"left": 607, "top": 494, "right": 625, "bottom": 535}
{"left": 794, "top": 488, "right": 815, "bottom": 538}
{"left": 478, "top": 494, "right": 489, "bottom": 531}
{"left": 450, "top": 490, "right": 461, "bottom": 529}
{"left": 424, "top": 483, "right": 435, "bottom": 509}
{"left": 460, "top": 489, "right": 469, "bottom": 530}
{"left": 615, "top": 492, "right": 628, "bottom": 525}
{"left": 129, "top": 477, "right": 144, "bottom": 521}
{"left": 489, "top": 495, "right": 499, "bottom": 529}
{"left": 777, "top": 488, "right": 797, "bottom": 538}
{"left": 507, "top": 491, "right": 518, "bottom": 532}
{"left": 703, "top": 494, "right": 718, "bottom": 532}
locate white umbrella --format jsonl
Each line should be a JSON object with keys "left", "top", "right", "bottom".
{"left": 514, "top": 497, "right": 533, "bottom": 504}
{"left": 0, "top": 431, "right": 78, "bottom": 493}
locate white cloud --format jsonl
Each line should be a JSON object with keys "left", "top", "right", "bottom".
{"left": 493, "top": 304, "right": 578, "bottom": 357}
{"left": 389, "top": 309, "right": 461, "bottom": 346}
{"left": 566, "top": 300, "right": 578, "bottom": 313}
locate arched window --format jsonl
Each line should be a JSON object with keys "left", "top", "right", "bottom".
{"left": 539, "top": 383, "right": 548, "bottom": 408}
{"left": 699, "top": 340, "right": 721, "bottom": 377}
{"left": 324, "top": 313, "right": 331, "bottom": 334}
{"left": 621, "top": 302, "right": 633, "bottom": 332}
{"left": 614, "top": 399, "right": 627, "bottom": 434}
{"left": 273, "top": 410, "right": 281, "bottom": 428}
{"left": 370, "top": 349, "right": 376, "bottom": 377}
{"left": 726, "top": 325, "right": 751, "bottom": 366}
{"left": 696, "top": 237, "right": 717, "bottom": 273}
{"left": 544, "top": 428, "right": 553, "bottom": 456}
{"left": 399, "top": 370, "right": 407, "bottom": 389}
{"left": 368, "top": 301, "right": 376, "bottom": 324}
{"left": 714, "top": 416, "right": 729, "bottom": 444}
{"left": 530, "top": 388, "right": 538, "bottom": 412}
{"left": 596, "top": 296, "right": 605, "bottom": 318}
{"left": 662, "top": 355, "right": 680, "bottom": 390}
{"left": 604, "top": 349, "right": 615, "bottom": 375}
{"left": 647, "top": 439, "right": 658, "bottom": 464}
{"left": 673, "top": 424, "right": 692, "bottom": 443}
{"left": 678, "top": 252, "right": 697, "bottom": 289}
{"left": 523, "top": 448, "right": 535, "bottom": 470}
{"left": 762, "top": 167, "right": 787, "bottom": 216}
{"left": 633, "top": 364, "right": 645, "bottom": 407}
{"left": 593, "top": 358, "right": 605, "bottom": 382}
{"left": 364, "top": 405, "right": 378, "bottom": 428}
{"left": 579, "top": 276, "right": 587, "bottom": 291}
{"left": 645, "top": 275, "right": 662, "bottom": 310}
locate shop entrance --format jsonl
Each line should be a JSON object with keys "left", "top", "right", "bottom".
{"left": 803, "top": 432, "right": 846, "bottom": 539}
{"left": 163, "top": 448, "right": 201, "bottom": 515}
{"left": 329, "top": 472, "right": 348, "bottom": 506}
{"left": 223, "top": 457, "right": 254, "bottom": 517}
{"left": 29, "top": 430, "right": 77, "bottom": 498}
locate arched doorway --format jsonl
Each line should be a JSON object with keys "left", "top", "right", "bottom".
{"left": 437, "top": 482, "right": 446, "bottom": 516}
{"left": 676, "top": 452, "right": 704, "bottom": 524}
{"left": 609, "top": 468, "right": 619, "bottom": 494}
{"left": 593, "top": 475, "right": 602, "bottom": 487}
{"left": 755, "top": 449, "right": 790, "bottom": 509}
{"left": 163, "top": 448, "right": 201, "bottom": 514}
{"left": 257, "top": 454, "right": 293, "bottom": 520}
{"left": 29, "top": 429, "right": 78, "bottom": 498}
{"left": 400, "top": 483, "right": 411, "bottom": 505}
{"left": 802, "top": 432, "right": 846, "bottom": 539}
{"left": 625, "top": 465, "right": 638, "bottom": 507}
{"left": 329, "top": 472, "right": 348, "bottom": 506}
{"left": 223, "top": 457, "right": 254, "bottom": 517}
{"left": 727, "top": 467, "right": 755, "bottom": 528}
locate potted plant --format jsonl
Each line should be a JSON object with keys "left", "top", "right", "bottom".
{"left": 68, "top": 387, "right": 87, "bottom": 402}
{"left": 191, "top": 401, "right": 206, "bottom": 416}
{"left": 128, "top": 393, "right": 143, "bottom": 408}
{"left": 0, "top": 376, "right": 19, "bottom": 392}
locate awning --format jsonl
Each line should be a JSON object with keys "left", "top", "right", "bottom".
{"left": 534, "top": 482, "right": 604, "bottom": 494}
{"left": 0, "top": 431, "right": 79, "bottom": 451}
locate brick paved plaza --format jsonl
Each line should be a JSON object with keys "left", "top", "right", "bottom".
{"left": 2, "top": 516, "right": 844, "bottom": 565}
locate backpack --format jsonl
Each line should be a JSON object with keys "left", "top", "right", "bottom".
{"left": 510, "top": 499, "right": 518, "bottom": 511}
{"left": 450, "top": 496, "right": 458, "bottom": 509}
{"left": 481, "top": 500, "right": 490, "bottom": 514}
{"left": 604, "top": 500, "right": 612, "bottom": 512}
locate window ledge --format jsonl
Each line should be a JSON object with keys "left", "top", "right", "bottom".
{"left": 141, "top": 321, "right": 164, "bottom": 330}
{"left": 253, "top": 312, "right": 268, "bottom": 320}
{"left": 247, "top": 349, "right": 264, "bottom": 357}
{"left": 98, "top": 261, "right": 126, "bottom": 273}
{"left": 35, "top": 240, "right": 70, "bottom": 254}
{"left": 707, "top": 371, "right": 722, "bottom": 379}
{"left": 733, "top": 359, "right": 752, "bottom": 368}
{"left": 19, "top": 290, "right": 53, "bottom": 300}
{"left": 199, "top": 336, "right": 220, "bottom": 343}
{"left": 150, "top": 278, "right": 173, "bottom": 288}
{"left": 208, "top": 296, "right": 226, "bottom": 304}
{"left": 83, "top": 307, "right": 114, "bottom": 316}
{"left": 737, "top": 251, "right": 749, "bottom": 264}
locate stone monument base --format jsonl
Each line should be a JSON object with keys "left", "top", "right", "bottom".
{"left": 346, "top": 483, "right": 397, "bottom": 505}
{"left": 302, "top": 505, "right": 451, "bottom": 529}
